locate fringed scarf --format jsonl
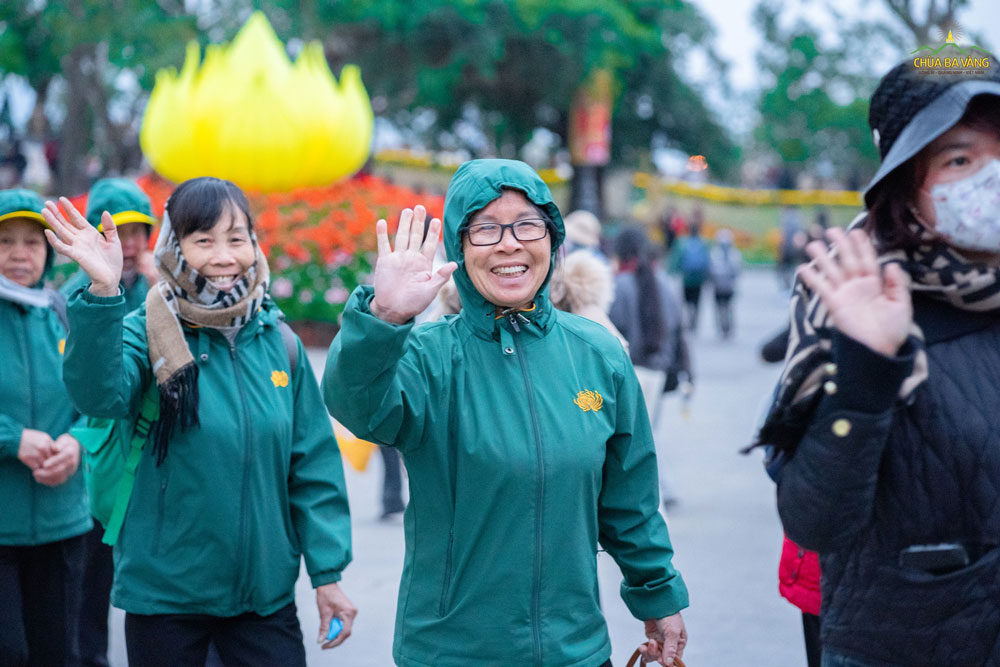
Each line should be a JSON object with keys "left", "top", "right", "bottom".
{"left": 145, "top": 212, "right": 270, "bottom": 464}
{"left": 752, "top": 214, "right": 1000, "bottom": 454}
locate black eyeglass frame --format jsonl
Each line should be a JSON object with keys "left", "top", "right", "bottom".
{"left": 463, "top": 218, "right": 550, "bottom": 246}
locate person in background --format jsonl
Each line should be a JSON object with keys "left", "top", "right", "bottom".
{"left": 324, "top": 159, "right": 689, "bottom": 667}
{"left": 47, "top": 177, "right": 355, "bottom": 666}
{"left": 777, "top": 206, "right": 807, "bottom": 289}
{"left": 610, "top": 227, "right": 691, "bottom": 510}
{"left": 562, "top": 208, "right": 608, "bottom": 260}
{"left": 62, "top": 178, "right": 158, "bottom": 314}
{"left": 0, "top": 188, "right": 90, "bottom": 666}
{"left": 708, "top": 228, "right": 742, "bottom": 339}
{"left": 758, "top": 57, "right": 1000, "bottom": 666}
{"left": 671, "top": 208, "right": 710, "bottom": 332}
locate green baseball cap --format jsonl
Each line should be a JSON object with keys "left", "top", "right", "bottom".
{"left": 86, "top": 178, "right": 156, "bottom": 231}
{"left": 0, "top": 188, "right": 48, "bottom": 229}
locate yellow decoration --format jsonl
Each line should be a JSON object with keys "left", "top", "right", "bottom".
{"left": 632, "top": 172, "right": 864, "bottom": 208}
{"left": 333, "top": 420, "right": 377, "bottom": 472}
{"left": 59, "top": 339, "right": 65, "bottom": 355}
{"left": 270, "top": 370, "right": 289, "bottom": 388}
{"left": 574, "top": 390, "right": 604, "bottom": 412}
{"left": 140, "top": 12, "right": 374, "bottom": 192}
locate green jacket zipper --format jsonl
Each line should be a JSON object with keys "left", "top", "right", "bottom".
{"left": 512, "top": 320, "right": 545, "bottom": 667}
{"left": 230, "top": 342, "right": 254, "bottom": 605}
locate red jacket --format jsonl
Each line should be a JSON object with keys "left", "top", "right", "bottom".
{"left": 778, "top": 535, "right": 821, "bottom": 616}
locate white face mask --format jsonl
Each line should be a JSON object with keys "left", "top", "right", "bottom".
{"left": 929, "top": 158, "right": 1000, "bottom": 252}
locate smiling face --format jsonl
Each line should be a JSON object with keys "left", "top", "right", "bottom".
{"left": 461, "top": 190, "right": 551, "bottom": 312}
{"left": 177, "top": 204, "right": 256, "bottom": 291}
{"left": 0, "top": 218, "right": 47, "bottom": 287}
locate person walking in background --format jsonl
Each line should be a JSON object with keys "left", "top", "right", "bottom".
{"left": 562, "top": 208, "right": 608, "bottom": 260}
{"left": 324, "top": 159, "right": 689, "bottom": 667}
{"left": 777, "top": 206, "right": 807, "bottom": 289}
{"left": 708, "top": 228, "right": 742, "bottom": 339}
{"left": 0, "top": 189, "right": 90, "bottom": 666}
{"left": 672, "top": 208, "right": 710, "bottom": 332}
{"left": 610, "top": 227, "right": 691, "bottom": 510}
{"left": 47, "top": 177, "right": 355, "bottom": 666}
{"left": 756, "top": 58, "right": 1000, "bottom": 666}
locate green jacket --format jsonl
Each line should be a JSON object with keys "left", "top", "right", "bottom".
{"left": 0, "top": 298, "right": 91, "bottom": 545}
{"left": 63, "top": 288, "right": 351, "bottom": 616}
{"left": 62, "top": 269, "right": 149, "bottom": 313}
{"left": 323, "top": 159, "right": 688, "bottom": 667}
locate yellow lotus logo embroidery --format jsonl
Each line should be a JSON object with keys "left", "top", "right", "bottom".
{"left": 574, "top": 390, "right": 603, "bottom": 412}
{"left": 270, "top": 370, "right": 289, "bottom": 388}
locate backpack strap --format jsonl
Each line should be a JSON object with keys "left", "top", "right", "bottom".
{"left": 102, "top": 382, "right": 159, "bottom": 546}
{"left": 277, "top": 319, "right": 299, "bottom": 376}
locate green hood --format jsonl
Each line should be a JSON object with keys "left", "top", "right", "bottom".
{"left": 442, "top": 159, "right": 565, "bottom": 331}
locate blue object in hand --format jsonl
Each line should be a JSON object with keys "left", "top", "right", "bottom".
{"left": 326, "top": 617, "right": 344, "bottom": 641}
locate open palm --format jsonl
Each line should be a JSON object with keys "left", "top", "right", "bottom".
{"left": 42, "top": 197, "right": 123, "bottom": 295}
{"left": 371, "top": 205, "right": 457, "bottom": 324}
{"left": 799, "top": 227, "right": 912, "bottom": 357}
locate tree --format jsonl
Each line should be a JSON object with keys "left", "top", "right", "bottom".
{"left": 0, "top": 1, "right": 197, "bottom": 192}
{"left": 281, "top": 0, "right": 741, "bottom": 179}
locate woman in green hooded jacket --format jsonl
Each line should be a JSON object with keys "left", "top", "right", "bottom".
{"left": 324, "top": 159, "right": 689, "bottom": 667}
{"left": 0, "top": 188, "right": 91, "bottom": 666}
{"left": 45, "top": 177, "right": 355, "bottom": 667}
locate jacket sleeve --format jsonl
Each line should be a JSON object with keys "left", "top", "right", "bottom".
{"left": 63, "top": 288, "right": 151, "bottom": 419}
{"left": 776, "top": 331, "right": 914, "bottom": 552}
{"left": 321, "top": 286, "right": 434, "bottom": 451}
{"left": 0, "top": 414, "right": 24, "bottom": 459}
{"left": 597, "top": 348, "right": 689, "bottom": 620}
{"left": 288, "top": 335, "right": 353, "bottom": 587}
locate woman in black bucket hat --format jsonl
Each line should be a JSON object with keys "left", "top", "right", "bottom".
{"left": 754, "top": 55, "right": 1000, "bottom": 666}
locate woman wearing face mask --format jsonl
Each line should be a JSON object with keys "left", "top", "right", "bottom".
{"left": 756, "top": 61, "right": 1000, "bottom": 665}
{"left": 44, "top": 177, "right": 355, "bottom": 667}
{"left": 0, "top": 189, "right": 89, "bottom": 666}
{"left": 324, "top": 159, "right": 688, "bottom": 667}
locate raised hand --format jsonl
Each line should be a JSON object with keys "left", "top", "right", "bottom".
{"left": 799, "top": 227, "right": 912, "bottom": 357}
{"left": 370, "top": 205, "right": 457, "bottom": 324}
{"left": 42, "top": 197, "right": 123, "bottom": 296}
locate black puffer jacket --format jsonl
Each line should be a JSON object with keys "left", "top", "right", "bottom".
{"left": 777, "top": 295, "right": 1000, "bottom": 666}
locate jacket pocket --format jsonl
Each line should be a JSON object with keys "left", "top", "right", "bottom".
{"left": 438, "top": 531, "right": 455, "bottom": 617}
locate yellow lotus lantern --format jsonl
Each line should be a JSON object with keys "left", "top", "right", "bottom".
{"left": 140, "top": 12, "right": 374, "bottom": 192}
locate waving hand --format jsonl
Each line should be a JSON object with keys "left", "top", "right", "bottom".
{"left": 370, "top": 205, "right": 457, "bottom": 324}
{"left": 42, "top": 197, "right": 123, "bottom": 297}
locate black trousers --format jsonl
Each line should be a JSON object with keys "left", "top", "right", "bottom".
{"left": 0, "top": 534, "right": 86, "bottom": 667}
{"left": 803, "top": 612, "right": 822, "bottom": 667}
{"left": 125, "top": 601, "right": 306, "bottom": 667}
{"left": 380, "top": 445, "right": 405, "bottom": 517}
{"left": 79, "top": 524, "right": 114, "bottom": 667}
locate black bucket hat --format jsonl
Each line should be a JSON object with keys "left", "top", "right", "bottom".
{"left": 864, "top": 53, "right": 1000, "bottom": 208}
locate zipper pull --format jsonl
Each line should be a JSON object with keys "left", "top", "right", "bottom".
{"left": 500, "top": 307, "right": 521, "bottom": 333}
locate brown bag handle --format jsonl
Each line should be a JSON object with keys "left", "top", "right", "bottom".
{"left": 626, "top": 648, "right": 687, "bottom": 667}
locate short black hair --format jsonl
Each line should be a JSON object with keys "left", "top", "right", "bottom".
{"left": 165, "top": 177, "right": 253, "bottom": 239}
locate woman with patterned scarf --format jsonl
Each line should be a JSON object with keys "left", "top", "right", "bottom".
{"left": 43, "top": 177, "right": 355, "bottom": 667}
{"left": 755, "top": 58, "right": 1000, "bottom": 666}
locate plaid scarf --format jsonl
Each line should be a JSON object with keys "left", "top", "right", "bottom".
{"left": 753, "top": 214, "right": 1000, "bottom": 454}
{"left": 145, "top": 212, "right": 270, "bottom": 464}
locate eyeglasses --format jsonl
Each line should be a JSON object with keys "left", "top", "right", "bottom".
{"left": 465, "top": 219, "right": 549, "bottom": 246}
